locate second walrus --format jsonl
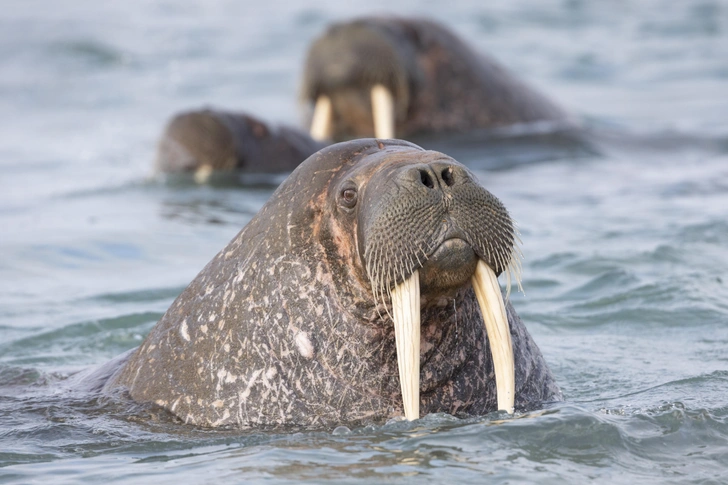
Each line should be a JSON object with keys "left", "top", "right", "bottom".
{"left": 303, "top": 17, "right": 569, "bottom": 142}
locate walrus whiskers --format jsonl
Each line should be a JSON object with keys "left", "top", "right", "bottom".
{"left": 504, "top": 231, "right": 525, "bottom": 301}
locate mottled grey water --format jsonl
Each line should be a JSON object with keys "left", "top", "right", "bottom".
{"left": 2, "top": 0, "right": 728, "bottom": 483}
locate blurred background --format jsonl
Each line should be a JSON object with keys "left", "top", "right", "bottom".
{"left": 2, "top": 0, "right": 726, "bottom": 181}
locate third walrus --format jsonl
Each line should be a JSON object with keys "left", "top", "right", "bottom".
{"left": 302, "top": 17, "right": 570, "bottom": 142}
{"left": 155, "top": 109, "right": 324, "bottom": 183}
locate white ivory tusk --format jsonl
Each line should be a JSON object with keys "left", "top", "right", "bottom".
{"left": 194, "top": 164, "right": 213, "bottom": 184}
{"left": 310, "top": 95, "right": 333, "bottom": 141}
{"left": 472, "top": 260, "right": 515, "bottom": 414}
{"left": 391, "top": 270, "right": 421, "bottom": 421}
{"left": 371, "top": 84, "right": 395, "bottom": 140}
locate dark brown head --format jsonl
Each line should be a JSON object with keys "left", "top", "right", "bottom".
{"left": 155, "top": 109, "right": 323, "bottom": 181}
{"left": 302, "top": 17, "right": 569, "bottom": 144}
{"left": 314, "top": 140, "right": 519, "bottom": 308}
{"left": 301, "top": 19, "right": 417, "bottom": 141}
{"left": 155, "top": 109, "right": 239, "bottom": 174}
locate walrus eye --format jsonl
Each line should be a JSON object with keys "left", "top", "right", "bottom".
{"left": 339, "top": 187, "right": 358, "bottom": 209}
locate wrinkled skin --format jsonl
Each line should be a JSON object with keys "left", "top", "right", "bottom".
{"left": 105, "top": 139, "right": 561, "bottom": 428}
{"left": 302, "top": 17, "right": 569, "bottom": 141}
{"left": 155, "top": 108, "right": 324, "bottom": 175}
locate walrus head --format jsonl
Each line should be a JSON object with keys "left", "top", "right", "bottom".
{"left": 155, "top": 109, "right": 324, "bottom": 183}
{"left": 302, "top": 19, "right": 415, "bottom": 141}
{"left": 302, "top": 17, "right": 568, "bottom": 145}
{"left": 318, "top": 139, "right": 522, "bottom": 419}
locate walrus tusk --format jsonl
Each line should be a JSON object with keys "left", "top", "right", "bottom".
{"left": 371, "top": 84, "right": 395, "bottom": 139}
{"left": 391, "top": 269, "right": 421, "bottom": 421}
{"left": 472, "top": 259, "right": 515, "bottom": 413}
{"left": 391, "top": 262, "right": 514, "bottom": 420}
{"left": 310, "top": 95, "right": 333, "bottom": 141}
{"left": 194, "top": 164, "right": 213, "bottom": 184}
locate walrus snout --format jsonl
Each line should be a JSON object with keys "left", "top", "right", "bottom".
{"left": 408, "top": 160, "right": 470, "bottom": 191}
{"left": 408, "top": 160, "right": 481, "bottom": 292}
{"left": 419, "top": 238, "right": 478, "bottom": 295}
{"left": 357, "top": 150, "right": 522, "bottom": 420}
{"left": 362, "top": 154, "right": 517, "bottom": 302}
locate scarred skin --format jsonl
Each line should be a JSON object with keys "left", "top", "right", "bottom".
{"left": 155, "top": 108, "right": 324, "bottom": 175}
{"left": 105, "top": 139, "right": 561, "bottom": 428}
{"left": 302, "top": 18, "right": 570, "bottom": 141}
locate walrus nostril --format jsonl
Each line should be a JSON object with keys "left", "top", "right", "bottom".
{"left": 419, "top": 169, "right": 435, "bottom": 189}
{"left": 441, "top": 167, "right": 454, "bottom": 187}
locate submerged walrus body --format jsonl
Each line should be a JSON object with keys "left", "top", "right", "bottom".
{"left": 106, "top": 139, "right": 561, "bottom": 428}
{"left": 155, "top": 109, "right": 323, "bottom": 181}
{"left": 302, "top": 18, "right": 570, "bottom": 142}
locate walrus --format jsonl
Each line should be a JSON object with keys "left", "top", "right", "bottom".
{"left": 155, "top": 108, "right": 324, "bottom": 183}
{"left": 302, "top": 17, "right": 569, "bottom": 142}
{"left": 104, "top": 138, "right": 561, "bottom": 428}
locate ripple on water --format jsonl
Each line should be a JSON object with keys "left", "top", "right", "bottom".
{"left": 0, "top": 311, "right": 162, "bottom": 368}
{"left": 1, "top": 394, "right": 727, "bottom": 484}
{"left": 522, "top": 237, "right": 728, "bottom": 330}
{"left": 50, "top": 40, "right": 131, "bottom": 69}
